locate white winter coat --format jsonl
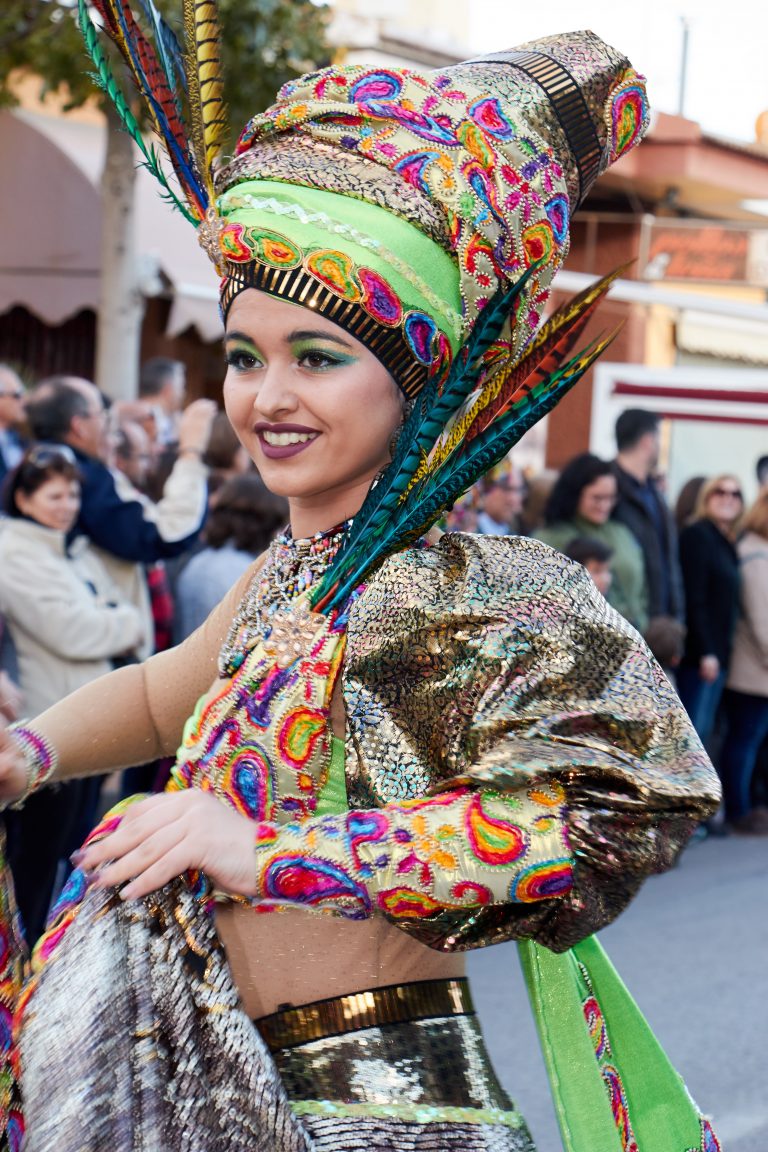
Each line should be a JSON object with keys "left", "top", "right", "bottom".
{"left": 0, "top": 518, "right": 143, "bottom": 716}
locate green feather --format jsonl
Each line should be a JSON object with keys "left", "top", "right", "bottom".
{"left": 78, "top": 0, "right": 194, "bottom": 224}
{"left": 314, "top": 326, "right": 617, "bottom": 613}
{"left": 315, "top": 267, "right": 538, "bottom": 604}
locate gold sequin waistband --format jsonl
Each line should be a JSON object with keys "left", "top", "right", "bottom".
{"left": 254, "top": 978, "right": 475, "bottom": 1051}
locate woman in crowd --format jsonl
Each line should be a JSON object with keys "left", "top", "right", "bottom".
{"left": 536, "top": 452, "right": 649, "bottom": 632}
{"left": 0, "top": 22, "right": 720, "bottom": 1152}
{"left": 718, "top": 490, "right": 768, "bottom": 833}
{"left": 677, "top": 473, "right": 743, "bottom": 746}
{"left": 0, "top": 445, "right": 142, "bottom": 942}
{"left": 175, "top": 473, "right": 287, "bottom": 639}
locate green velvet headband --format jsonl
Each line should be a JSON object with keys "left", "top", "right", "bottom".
{"left": 217, "top": 181, "right": 463, "bottom": 397}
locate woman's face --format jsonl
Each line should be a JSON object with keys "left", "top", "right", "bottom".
{"left": 223, "top": 290, "right": 403, "bottom": 536}
{"left": 15, "top": 474, "right": 81, "bottom": 533}
{"left": 705, "top": 477, "right": 743, "bottom": 528}
{"left": 577, "top": 473, "right": 617, "bottom": 525}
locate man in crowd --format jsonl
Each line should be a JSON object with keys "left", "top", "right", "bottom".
{"left": 611, "top": 408, "right": 684, "bottom": 623}
{"left": 756, "top": 454, "right": 768, "bottom": 492}
{"left": 138, "top": 356, "right": 187, "bottom": 447}
{"left": 476, "top": 459, "right": 527, "bottom": 535}
{"left": 0, "top": 365, "right": 26, "bottom": 487}
{"left": 25, "top": 376, "right": 215, "bottom": 659}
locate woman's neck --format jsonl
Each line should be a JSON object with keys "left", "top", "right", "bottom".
{"left": 287, "top": 477, "right": 372, "bottom": 539}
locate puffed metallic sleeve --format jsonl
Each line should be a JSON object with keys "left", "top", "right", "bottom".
{"left": 342, "top": 533, "right": 720, "bottom": 952}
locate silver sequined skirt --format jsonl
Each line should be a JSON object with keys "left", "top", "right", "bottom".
{"left": 274, "top": 1013, "right": 534, "bottom": 1150}
{"left": 19, "top": 880, "right": 535, "bottom": 1151}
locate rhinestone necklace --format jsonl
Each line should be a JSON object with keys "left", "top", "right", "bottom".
{"left": 219, "top": 520, "right": 350, "bottom": 675}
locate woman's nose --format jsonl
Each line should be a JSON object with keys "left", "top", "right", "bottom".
{"left": 253, "top": 365, "right": 299, "bottom": 418}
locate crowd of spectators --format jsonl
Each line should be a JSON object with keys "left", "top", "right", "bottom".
{"left": 1, "top": 360, "right": 767, "bottom": 943}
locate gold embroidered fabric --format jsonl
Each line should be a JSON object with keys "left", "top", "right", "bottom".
{"left": 342, "top": 533, "right": 720, "bottom": 951}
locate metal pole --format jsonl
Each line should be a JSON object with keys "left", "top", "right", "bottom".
{"left": 678, "top": 17, "right": 689, "bottom": 117}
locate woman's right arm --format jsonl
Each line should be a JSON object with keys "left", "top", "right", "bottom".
{"left": 0, "top": 558, "right": 262, "bottom": 797}
{"left": 741, "top": 550, "right": 768, "bottom": 665}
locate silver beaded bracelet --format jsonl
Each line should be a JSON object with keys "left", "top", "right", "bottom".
{"left": 6, "top": 725, "right": 59, "bottom": 810}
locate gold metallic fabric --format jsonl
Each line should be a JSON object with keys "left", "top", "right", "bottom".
{"left": 343, "top": 533, "right": 720, "bottom": 952}
{"left": 256, "top": 976, "right": 473, "bottom": 1050}
{"left": 276, "top": 1009, "right": 535, "bottom": 1151}
{"left": 20, "top": 880, "right": 534, "bottom": 1150}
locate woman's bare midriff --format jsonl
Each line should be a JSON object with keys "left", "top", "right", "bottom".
{"left": 215, "top": 903, "right": 465, "bottom": 1020}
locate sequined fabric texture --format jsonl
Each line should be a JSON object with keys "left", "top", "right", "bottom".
{"left": 19, "top": 878, "right": 314, "bottom": 1152}
{"left": 278, "top": 1014, "right": 535, "bottom": 1152}
{"left": 19, "top": 877, "right": 534, "bottom": 1151}
{"left": 342, "top": 533, "right": 720, "bottom": 951}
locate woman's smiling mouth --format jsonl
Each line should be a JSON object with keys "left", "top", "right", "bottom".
{"left": 255, "top": 422, "right": 320, "bottom": 458}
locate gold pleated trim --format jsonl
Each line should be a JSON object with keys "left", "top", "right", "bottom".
{"left": 220, "top": 263, "right": 429, "bottom": 397}
{"left": 255, "top": 977, "right": 474, "bottom": 1051}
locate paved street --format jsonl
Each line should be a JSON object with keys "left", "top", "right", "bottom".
{"left": 469, "top": 835, "right": 768, "bottom": 1151}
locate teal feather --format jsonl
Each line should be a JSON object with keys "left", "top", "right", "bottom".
{"left": 78, "top": 0, "right": 194, "bottom": 222}
{"left": 135, "top": 0, "right": 188, "bottom": 96}
{"left": 311, "top": 266, "right": 620, "bottom": 616}
{"left": 316, "top": 265, "right": 539, "bottom": 607}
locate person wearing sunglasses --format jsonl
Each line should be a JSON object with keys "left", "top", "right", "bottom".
{"left": 0, "top": 445, "right": 143, "bottom": 944}
{"left": 677, "top": 474, "right": 744, "bottom": 748}
{"left": 0, "top": 365, "right": 26, "bottom": 488}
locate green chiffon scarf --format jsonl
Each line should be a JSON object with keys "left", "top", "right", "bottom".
{"left": 518, "top": 936, "right": 719, "bottom": 1151}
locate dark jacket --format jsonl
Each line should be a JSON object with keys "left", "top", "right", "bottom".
{"left": 68, "top": 447, "right": 199, "bottom": 564}
{"left": 0, "top": 428, "right": 24, "bottom": 490}
{"left": 611, "top": 463, "right": 684, "bottom": 622}
{"left": 679, "top": 518, "right": 740, "bottom": 667}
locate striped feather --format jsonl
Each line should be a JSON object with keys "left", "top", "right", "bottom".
{"left": 465, "top": 265, "right": 626, "bottom": 443}
{"left": 310, "top": 269, "right": 623, "bottom": 614}
{"left": 135, "top": 0, "right": 188, "bottom": 95}
{"left": 183, "top": 0, "right": 227, "bottom": 205}
{"left": 95, "top": 0, "right": 206, "bottom": 216}
{"left": 78, "top": 0, "right": 194, "bottom": 221}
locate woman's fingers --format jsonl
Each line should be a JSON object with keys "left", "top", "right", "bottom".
{"left": 91, "top": 822, "right": 186, "bottom": 891}
{"left": 74, "top": 789, "right": 257, "bottom": 901}
{"left": 118, "top": 841, "right": 196, "bottom": 901}
{"left": 78, "top": 795, "right": 178, "bottom": 868}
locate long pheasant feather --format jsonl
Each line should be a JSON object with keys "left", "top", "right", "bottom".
{"left": 466, "top": 265, "right": 625, "bottom": 443}
{"left": 78, "top": 0, "right": 194, "bottom": 221}
{"left": 182, "top": 0, "right": 227, "bottom": 205}
{"left": 92, "top": 0, "right": 206, "bottom": 216}
{"left": 316, "top": 330, "right": 618, "bottom": 612}
{"left": 135, "top": 0, "right": 188, "bottom": 96}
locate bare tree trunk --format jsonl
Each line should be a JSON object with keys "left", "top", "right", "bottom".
{"left": 96, "top": 102, "right": 144, "bottom": 401}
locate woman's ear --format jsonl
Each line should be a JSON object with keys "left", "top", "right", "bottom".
{"left": 14, "top": 490, "right": 31, "bottom": 518}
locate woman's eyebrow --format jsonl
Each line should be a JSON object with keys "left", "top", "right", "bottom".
{"left": 287, "top": 329, "right": 354, "bottom": 348}
{"left": 224, "top": 330, "right": 258, "bottom": 344}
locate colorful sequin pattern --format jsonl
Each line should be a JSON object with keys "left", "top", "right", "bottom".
{"left": 606, "top": 69, "right": 649, "bottom": 163}
{"left": 0, "top": 832, "right": 24, "bottom": 1151}
{"left": 215, "top": 33, "right": 650, "bottom": 393}
{"left": 232, "top": 61, "right": 570, "bottom": 364}
{"left": 171, "top": 579, "right": 573, "bottom": 923}
{"left": 170, "top": 596, "right": 347, "bottom": 824}
{"left": 250, "top": 784, "right": 571, "bottom": 921}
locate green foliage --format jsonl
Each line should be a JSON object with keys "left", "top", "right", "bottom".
{"left": 0, "top": 0, "right": 331, "bottom": 136}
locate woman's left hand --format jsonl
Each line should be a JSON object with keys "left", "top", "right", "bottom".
{"left": 76, "top": 791, "right": 259, "bottom": 901}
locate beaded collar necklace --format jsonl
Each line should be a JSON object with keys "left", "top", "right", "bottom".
{"left": 218, "top": 519, "right": 350, "bottom": 675}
